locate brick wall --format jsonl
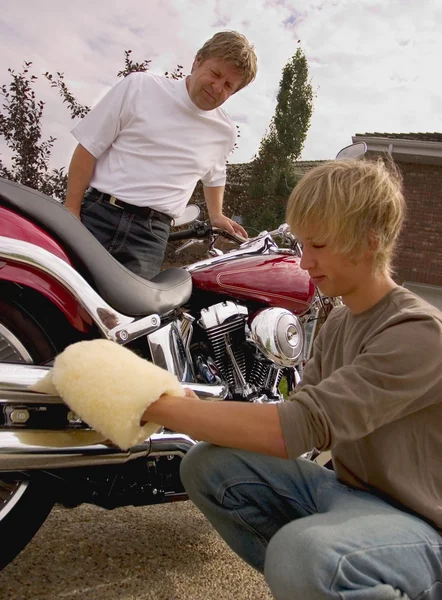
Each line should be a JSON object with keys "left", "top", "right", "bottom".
{"left": 395, "top": 162, "right": 442, "bottom": 286}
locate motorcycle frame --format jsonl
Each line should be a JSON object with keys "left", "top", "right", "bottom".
{"left": 0, "top": 235, "right": 161, "bottom": 344}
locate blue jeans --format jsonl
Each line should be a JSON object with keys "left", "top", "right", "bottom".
{"left": 80, "top": 192, "right": 170, "bottom": 280}
{"left": 180, "top": 443, "right": 442, "bottom": 599}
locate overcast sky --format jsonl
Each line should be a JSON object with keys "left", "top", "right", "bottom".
{"left": 1, "top": 0, "right": 440, "bottom": 169}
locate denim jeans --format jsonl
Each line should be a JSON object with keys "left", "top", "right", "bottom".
{"left": 80, "top": 192, "right": 170, "bottom": 280}
{"left": 180, "top": 443, "right": 442, "bottom": 600}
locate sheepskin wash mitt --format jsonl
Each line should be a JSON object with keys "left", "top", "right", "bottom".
{"left": 31, "top": 339, "right": 185, "bottom": 450}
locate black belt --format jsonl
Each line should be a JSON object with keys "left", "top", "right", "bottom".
{"left": 88, "top": 188, "right": 172, "bottom": 225}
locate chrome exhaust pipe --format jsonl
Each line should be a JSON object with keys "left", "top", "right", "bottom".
{"left": 0, "top": 363, "right": 228, "bottom": 400}
{"left": 0, "top": 429, "right": 196, "bottom": 472}
{"left": 0, "top": 362, "right": 223, "bottom": 472}
{"left": 0, "top": 363, "right": 51, "bottom": 391}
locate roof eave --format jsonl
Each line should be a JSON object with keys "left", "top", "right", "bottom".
{"left": 352, "top": 135, "right": 442, "bottom": 165}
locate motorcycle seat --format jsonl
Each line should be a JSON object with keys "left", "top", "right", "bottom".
{"left": 0, "top": 178, "right": 192, "bottom": 317}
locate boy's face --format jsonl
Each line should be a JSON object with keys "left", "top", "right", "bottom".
{"left": 296, "top": 227, "right": 372, "bottom": 301}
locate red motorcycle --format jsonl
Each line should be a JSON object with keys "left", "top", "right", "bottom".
{"left": 0, "top": 143, "right": 365, "bottom": 569}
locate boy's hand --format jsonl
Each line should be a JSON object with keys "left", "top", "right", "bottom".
{"left": 184, "top": 387, "right": 200, "bottom": 400}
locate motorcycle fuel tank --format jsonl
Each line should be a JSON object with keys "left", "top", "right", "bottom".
{"left": 191, "top": 253, "right": 315, "bottom": 315}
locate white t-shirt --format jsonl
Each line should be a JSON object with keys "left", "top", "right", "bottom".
{"left": 71, "top": 72, "right": 237, "bottom": 218}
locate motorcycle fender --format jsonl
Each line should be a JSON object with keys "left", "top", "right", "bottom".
{"left": 0, "top": 262, "right": 92, "bottom": 333}
{"left": 0, "top": 206, "right": 92, "bottom": 333}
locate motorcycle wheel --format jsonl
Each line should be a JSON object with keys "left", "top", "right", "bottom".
{"left": 0, "top": 296, "right": 56, "bottom": 570}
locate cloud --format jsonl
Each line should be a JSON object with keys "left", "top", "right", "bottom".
{"left": 0, "top": 0, "right": 441, "bottom": 173}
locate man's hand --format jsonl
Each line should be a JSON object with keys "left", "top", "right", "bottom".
{"left": 203, "top": 185, "right": 248, "bottom": 238}
{"left": 210, "top": 214, "right": 248, "bottom": 238}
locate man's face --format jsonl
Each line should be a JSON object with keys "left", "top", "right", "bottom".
{"left": 296, "top": 227, "right": 372, "bottom": 301}
{"left": 186, "top": 57, "right": 244, "bottom": 110}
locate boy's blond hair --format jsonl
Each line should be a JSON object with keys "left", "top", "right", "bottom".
{"left": 195, "top": 31, "right": 257, "bottom": 91}
{"left": 286, "top": 158, "right": 406, "bottom": 274}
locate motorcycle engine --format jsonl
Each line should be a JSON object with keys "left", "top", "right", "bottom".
{"left": 196, "top": 301, "right": 304, "bottom": 400}
{"left": 197, "top": 301, "right": 248, "bottom": 395}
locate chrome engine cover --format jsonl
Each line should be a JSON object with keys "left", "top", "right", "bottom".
{"left": 198, "top": 301, "right": 248, "bottom": 330}
{"left": 197, "top": 301, "right": 249, "bottom": 394}
{"left": 248, "top": 308, "right": 304, "bottom": 367}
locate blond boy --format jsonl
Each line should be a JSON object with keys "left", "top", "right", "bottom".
{"left": 143, "top": 159, "right": 442, "bottom": 599}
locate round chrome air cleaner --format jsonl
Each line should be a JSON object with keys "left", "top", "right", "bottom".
{"left": 248, "top": 308, "right": 304, "bottom": 367}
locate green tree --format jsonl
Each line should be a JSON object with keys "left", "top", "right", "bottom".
{"left": 0, "top": 62, "right": 68, "bottom": 199}
{"left": 249, "top": 46, "right": 314, "bottom": 202}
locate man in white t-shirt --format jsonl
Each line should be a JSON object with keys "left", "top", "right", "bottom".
{"left": 65, "top": 31, "right": 257, "bottom": 279}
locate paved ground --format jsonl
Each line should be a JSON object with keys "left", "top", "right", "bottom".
{"left": 0, "top": 501, "right": 272, "bottom": 600}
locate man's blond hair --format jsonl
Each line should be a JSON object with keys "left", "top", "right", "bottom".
{"left": 195, "top": 31, "right": 257, "bottom": 91}
{"left": 286, "top": 158, "right": 406, "bottom": 275}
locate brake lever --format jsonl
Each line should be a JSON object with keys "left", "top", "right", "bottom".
{"left": 175, "top": 238, "right": 207, "bottom": 254}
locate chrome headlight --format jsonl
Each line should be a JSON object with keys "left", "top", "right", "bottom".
{"left": 248, "top": 308, "right": 304, "bottom": 367}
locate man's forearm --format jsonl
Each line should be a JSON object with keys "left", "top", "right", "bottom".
{"left": 65, "top": 144, "right": 97, "bottom": 216}
{"left": 143, "top": 396, "right": 288, "bottom": 458}
{"left": 203, "top": 183, "right": 248, "bottom": 237}
{"left": 203, "top": 185, "right": 225, "bottom": 220}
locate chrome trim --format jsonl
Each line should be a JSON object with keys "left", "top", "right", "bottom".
{"left": 0, "top": 363, "right": 228, "bottom": 401}
{"left": 147, "top": 321, "right": 192, "bottom": 381}
{"left": 180, "top": 314, "right": 196, "bottom": 381}
{"left": 248, "top": 308, "right": 305, "bottom": 367}
{"left": 0, "top": 389, "right": 63, "bottom": 405}
{"left": 198, "top": 301, "right": 248, "bottom": 330}
{"left": 0, "top": 430, "right": 196, "bottom": 471}
{"left": 0, "top": 364, "right": 51, "bottom": 392}
{"left": 186, "top": 234, "right": 278, "bottom": 273}
{"left": 180, "top": 313, "right": 194, "bottom": 351}
{"left": 225, "top": 337, "right": 254, "bottom": 397}
{"left": 109, "top": 314, "right": 160, "bottom": 343}
{"left": 0, "top": 236, "right": 160, "bottom": 342}
{"left": 183, "top": 382, "right": 228, "bottom": 400}
{"left": 148, "top": 432, "right": 196, "bottom": 458}
{"left": 0, "top": 430, "right": 151, "bottom": 470}
{"left": 264, "top": 366, "right": 284, "bottom": 399}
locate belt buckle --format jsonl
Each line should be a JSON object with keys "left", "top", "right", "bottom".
{"left": 108, "top": 196, "right": 122, "bottom": 209}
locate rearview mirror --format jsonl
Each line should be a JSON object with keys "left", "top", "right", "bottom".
{"left": 335, "top": 142, "right": 367, "bottom": 160}
{"left": 171, "top": 204, "right": 201, "bottom": 228}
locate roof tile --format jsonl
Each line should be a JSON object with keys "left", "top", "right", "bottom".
{"left": 355, "top": 132, "right": 442, "bottom": 143}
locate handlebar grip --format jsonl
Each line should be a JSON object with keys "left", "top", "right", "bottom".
{"left": 168, "top": 229, "right": 195, "bottom": 241}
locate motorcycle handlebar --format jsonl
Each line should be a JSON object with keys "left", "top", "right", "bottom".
{"left": 168, "top": 221, "right": 212, "bottom": 241}
{"left": 168, "top": 228, "right": 197, "bottom": 241}
{"left": 168, "top": 221, "right": 295, "bottom": 248}
{"left": 168, "top": 222, "right": 247, "bottom": 245}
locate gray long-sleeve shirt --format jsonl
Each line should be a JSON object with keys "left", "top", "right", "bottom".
{"left": 278, "top": 286, "right": 442, "bottom": 531}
